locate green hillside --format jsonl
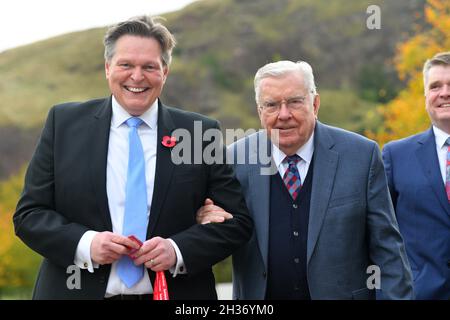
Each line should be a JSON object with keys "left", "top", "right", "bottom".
{"left": 0, "top": 0, "right": 425, "bottom": 179}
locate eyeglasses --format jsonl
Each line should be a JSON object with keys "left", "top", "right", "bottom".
{"left": 259, "top": 95, "right": 308, "bottom": 114}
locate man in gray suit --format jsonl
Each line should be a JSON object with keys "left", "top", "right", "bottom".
{"left": 197, "top": 60, "right": 414, "bottom": 299}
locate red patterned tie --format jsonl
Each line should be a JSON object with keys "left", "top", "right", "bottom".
{"left": 283, "top": 155, "right": 302, "bottom": 200}
{"left": 446, "top": 139, "right": 450, "bottom": 201}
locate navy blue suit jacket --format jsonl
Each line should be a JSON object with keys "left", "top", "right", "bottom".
{"left": 383, "top": 128, "right": 450, "bottom": 299}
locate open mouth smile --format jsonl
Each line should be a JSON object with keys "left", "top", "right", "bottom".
{"left": 124, "top": 86, "right": 149, "bottom": 93}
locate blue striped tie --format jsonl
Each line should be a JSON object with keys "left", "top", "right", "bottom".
{"left": 117, "top": 117, "right": 148, "bottom": 288}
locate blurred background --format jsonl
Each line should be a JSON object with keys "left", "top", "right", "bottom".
{"left": 1, "top": 0, "right": 448, "bottom": 298}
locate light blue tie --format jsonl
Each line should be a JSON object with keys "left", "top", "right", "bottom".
{"left": 117, "top": 117, "right": 148, "bottom": 288}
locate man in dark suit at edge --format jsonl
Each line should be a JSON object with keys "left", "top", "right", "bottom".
{"left": 383, "top": 52, "right": 450, "bottom": 299}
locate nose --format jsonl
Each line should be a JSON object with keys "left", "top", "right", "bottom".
{"left": 131, "top": 67, "right": 144, "bottom": 82}
{"left": 441, "top": 84, "right": 450, "bottom": 98}
{"left": 277, "top": 101, "right": 291, "bottom": 120}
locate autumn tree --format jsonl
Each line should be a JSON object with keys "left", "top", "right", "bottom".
{"left": 0, "top": 169, "right": 41, "bottom": 295}
{"left": 369, "top": 0, "right": 450, "bottom": 146}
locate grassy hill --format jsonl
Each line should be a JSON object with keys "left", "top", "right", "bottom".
{"left": 0, "top": 0, "right": 428, "bottom": 293}
{"left": 0, "top": 27, "right": 108, "bottom": 128}
{"left": 0, "top": 0, "right": 425, "bottom": 178}
{"left": 0, "top": 0, "right": 425, "bottom": 125}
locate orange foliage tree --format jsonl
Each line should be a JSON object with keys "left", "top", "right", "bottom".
{"left": 369, "top": 0, "right": 450, "bottom": 146}
{"left": 0, "top": 169, "right": 41, "bottom": 293}
{"left": 0, "top": 206, "right": 20, "bottom": 288}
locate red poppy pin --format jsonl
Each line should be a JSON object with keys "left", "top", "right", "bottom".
{"left": 161, "top": 135, "right": 177, "bottom": 148}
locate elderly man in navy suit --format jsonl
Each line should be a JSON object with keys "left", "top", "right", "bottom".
{"left": 197, "top": 60, "right": 413, "bottom": 299}
{"left": 383, "top": 52, "right": 450, "bottom": 299}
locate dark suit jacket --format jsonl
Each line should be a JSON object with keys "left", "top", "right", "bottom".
{"left": 383, "top": 128, "right": 450, "bottom": 299}
{"left": 229, "top": 122, "right": 414, "bottom": 299}
{"left": 13, "top": 97, "right": 252, "bottom": 299}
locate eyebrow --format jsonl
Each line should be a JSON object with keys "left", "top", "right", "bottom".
{"left": 264, "top": 95, "right": 306, "bottom": 101}
{"left": 287, "top": 95, "right": 306, "bottom": 99}
{"left": 428, "top": 80, "right": 441, "bottom": 88}
{"left": 116, "top": 58, "right": 160, "bottom": 65}
{"left": 429, "top": 78, "right": 450, "bottom": 86}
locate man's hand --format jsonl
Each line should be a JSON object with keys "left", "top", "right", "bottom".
{"left": 133, "top": 237, "right": 176, "bottom": 272}
{"left": 91, "top": 231, "right": 140, "bottom": 265}
{"left": 196, "top": 198, "right": 233, "bottom": 224}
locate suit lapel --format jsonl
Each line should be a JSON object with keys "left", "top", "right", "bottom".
{"left": 89, "top": 97, "right": 113, "bottom": 231}
{"left": 307, "top": 122, "right": 338, "bottom": 263}
{"left": 415, "top": 128, "right": 450, "bottom": 216}
{"left": 249, "top": 131, "right": 273, "bottom": 271}
{"left": 147, "top": 101, "right": 176, "bottom": 238}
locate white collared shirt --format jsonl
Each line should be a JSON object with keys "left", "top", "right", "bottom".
{"left": 271, "top": 132, "right": 315, "bottom": 182}
{"left": 433, "top": 125, "right": 450, "bottom": 184}
{"left": 74, "top": 97, "right": 185, "bottom": 297}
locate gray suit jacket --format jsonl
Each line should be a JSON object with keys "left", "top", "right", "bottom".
{"left": 229, "top": 121, "right": 413, "bottom": 299}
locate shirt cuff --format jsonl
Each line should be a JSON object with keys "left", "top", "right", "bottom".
{"left": 74, "top": 230, "right": 99, "bottom": 273}
{"left": 167, "top": 238, "right": 187, "bottom": 277}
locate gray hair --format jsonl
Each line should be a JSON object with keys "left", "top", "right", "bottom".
{"left": 103, "top": 15, "right": 176, "bottom": 66}
{"left": 423, "top": 52, "right": 450, "bottom": 91}
{"left": 254, "top": 60, "right": 317, "bottom": 105}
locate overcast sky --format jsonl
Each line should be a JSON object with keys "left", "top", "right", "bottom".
{"left": 0, "top": 0, "right": 198, "bottom": 53}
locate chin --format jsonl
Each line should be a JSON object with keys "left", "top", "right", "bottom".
{"left": 278, "top": 142, "right": 296, "bottom": 152}
{"left": 128, "top": 101, "right": 151, "bottom": 110}
{"left": 279, "top": 137, "right": 298, "bottom": 146}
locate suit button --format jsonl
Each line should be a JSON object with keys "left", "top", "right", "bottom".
{"left": 293, "top": 204, "right": 298, "bottom": 209}
{"left": 263, "top": 271, "right": 267, "bottom": 278}
{"left": 294, "top": 258, "right": 300, "bottom": 264}
{"left": 293, "top": 231, "right": 299, "bottom": 237}
{"left": 99, "top": 276, "right": 106, "bottom": 284}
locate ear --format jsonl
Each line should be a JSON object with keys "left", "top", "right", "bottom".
{"left": 257, "top": 105, "right": 262, "bottom": 118}
{"left": 257, "top": 106, "right": 266, "bottom": 129}
{"left": 162, "top": 66, "right": 169, "bottom": 83}
{"left": 105, "top": 61, "right": 110, "bottom": 79}
{"left": 313, "top": 94, "right": 320, "bottom": 118}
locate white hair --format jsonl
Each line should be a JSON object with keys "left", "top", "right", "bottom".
{"left": 254, "top": 60, "right": 317, "bottom": 105}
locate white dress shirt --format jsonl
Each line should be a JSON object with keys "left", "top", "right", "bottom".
{"left": 74, "top": 97, "right": 185, "bottom": 297}
{"left": 272, "top": 132, "right": 315, "bottom": 181}
{"left": 433, "top": 125, "right": 450, "bottom": 184}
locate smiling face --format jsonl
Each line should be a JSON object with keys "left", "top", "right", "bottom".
{"left": 105, "top": 35, "right": 168, "bottom": 116}
{"left": 257, "top": 72, "right": 320, "bottom": 155}
{"left": 425, "top": 65, "right": 450, "bottom": 133}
